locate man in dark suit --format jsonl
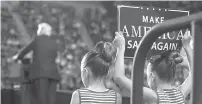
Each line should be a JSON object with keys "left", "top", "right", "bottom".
{"left": 15, "top": 23, "right": 60, "bottom": 104}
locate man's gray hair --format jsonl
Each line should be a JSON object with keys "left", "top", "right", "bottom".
{"left": 37, "top": 23, "right": 52, "bottom": 36}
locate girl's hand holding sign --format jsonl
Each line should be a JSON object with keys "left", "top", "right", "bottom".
{"left": 182, "top": 31, "right": 192, "bottom": 48}
{"left": 113, "top": 31, "right": 126, "bottom": 51}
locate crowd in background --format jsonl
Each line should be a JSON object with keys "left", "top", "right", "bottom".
{"left": 1, "top": 1, "right": 197, "bottom": 95}
{"left": 1, "top": 1, "right": 115, "bottom": 91}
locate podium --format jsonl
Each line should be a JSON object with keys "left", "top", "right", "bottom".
{"left": 7, "top": 59, "right": 35, "bottom": 104}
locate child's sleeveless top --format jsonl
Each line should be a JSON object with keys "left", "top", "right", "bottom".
{"left": 157, "top": 88, "right": 185, "bottom": 104}
{"left": 78, "top": 88, "right": 117, "bottom": 104}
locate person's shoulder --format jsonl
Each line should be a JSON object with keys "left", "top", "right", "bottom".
{"left": 34, "top": 35, "right": 43, "bottom": 41}
{"left": 77, "top": 87, "right": 87, "bottom": 92}
{"left": 70, "top": 90, "right": 80, "bottom": 104}
{"left": 35, "top": 35, "right": 50, "bottom": 39}
{"left": 143, "top": 87, "right": 158, "bottom": 104}
{"left": 174, "top": 87, "right": 187, "bottom": 97}
{"left": 72, "top": 90, "right": 79, "bottom": 96}
{"left": 35, "top": 35, "right": 43, "bottom": 38}
{"left": 73, "top": 88, "right": 87, "bottom": 96}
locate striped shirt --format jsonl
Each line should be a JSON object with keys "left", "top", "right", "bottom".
{"left": 78, "top": 88, "right": 117, "bottom": 104}
{"left": 157, "top": 88, "right": 185, "bottom": 104}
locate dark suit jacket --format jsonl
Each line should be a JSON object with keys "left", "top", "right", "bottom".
{"left": 17, "top": 35, "right": 60, "bottom": 81}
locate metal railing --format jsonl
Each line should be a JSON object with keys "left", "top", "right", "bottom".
{"left": 132, "top": 12, "right": 202, "bottom": 104}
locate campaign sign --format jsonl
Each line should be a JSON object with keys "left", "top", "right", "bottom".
{"left": 118, "top": 5, "right": 189, "bottom": 59}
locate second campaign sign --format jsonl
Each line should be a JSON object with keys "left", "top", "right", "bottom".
{"left": 118, "top": 5, "right": 189, "bottom": 58}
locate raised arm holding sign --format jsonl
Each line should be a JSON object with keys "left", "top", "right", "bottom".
{"left": 113, "top": 30, "right": 193, "bottom": 104}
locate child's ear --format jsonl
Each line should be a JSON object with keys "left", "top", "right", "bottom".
{"left": 151, "top": 72, "right": 156, "bottom": 81}
{"left": 83, "top": 68, "right": 89, "bottom": 78}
